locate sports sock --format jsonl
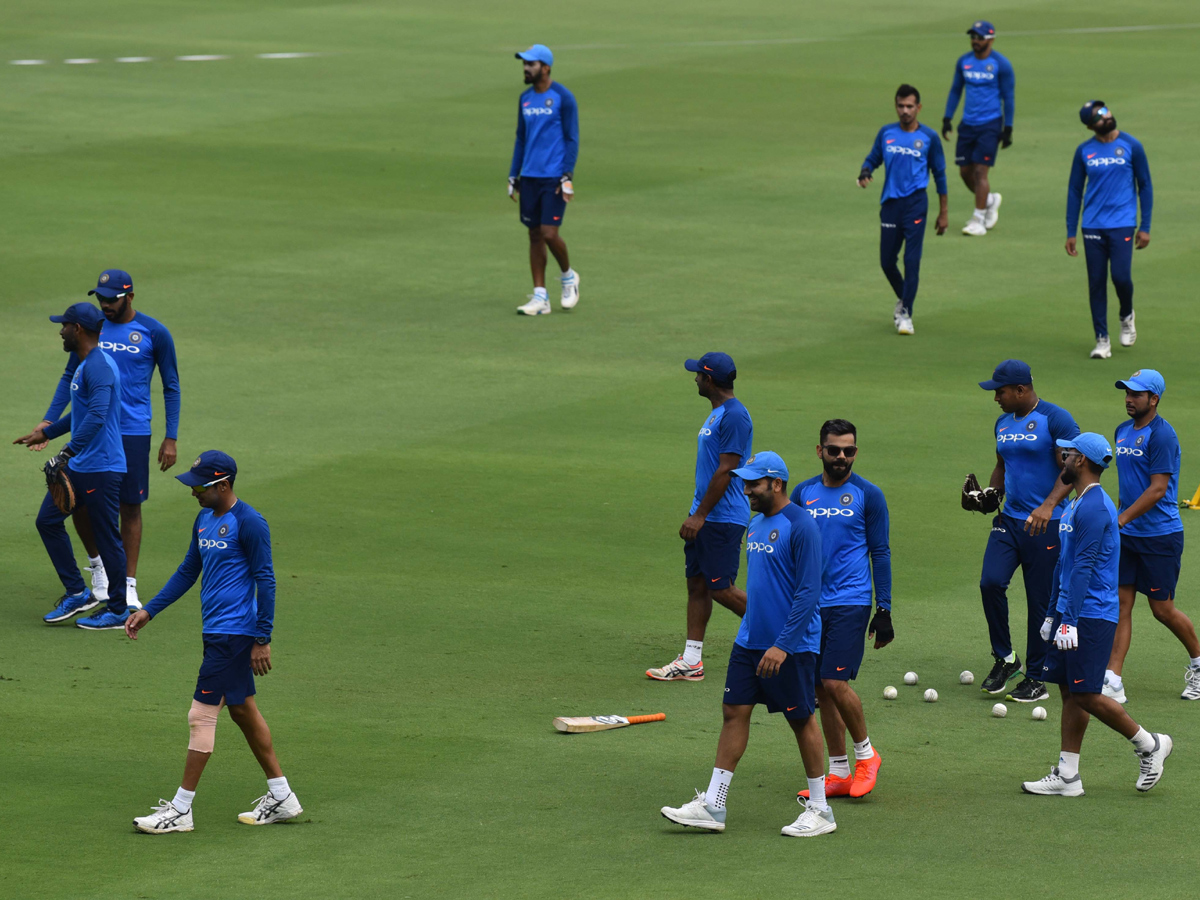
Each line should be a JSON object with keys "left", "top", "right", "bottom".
{"left": 706, "top": 768, "right": 733, "bottom": 810}
{"left": 88, "top": 555, "right": 102, "bottom": 569}
{"left": 172, "top": 787, "right": 195, "bottom": 814}
{"left": 533, "top": 287, "right": 548, "bottom": 300}
{"left": 683, "top": 641, "right": 703, "bottom": 666}
{"left": 560, "top": 267, "right": 576, "bottom": 281}
{"left": 806, "top": 776, "right": 828, "bottom": 809}
{"left": 267, "top": 776, "right": 291, "bottom": 800}
{"left": 852, "top": 738, "right": 874, "bottom": 761}
{"left": 1105, "top": 668, "right": 1123, "bottom": 688}
{"left": 1129, "top": 728, "right": 1156, "bottom": 753}
{"left": 67, "top": 589, "right": 87, "bottom": 599}
{"left": 1057, "top": 752, "right": 1080, "bottom": 779}
{"left": 1003, "top": 651, "right": 1017, "bottom": 664}
{"left": 127, "top": 576, "right": 137, "bottom": 586}
{"left": 1189, "top": 656, "right": 1200, "bottom": 668}
{"left": 828, "top": 755, "right": 850, "bottom": 778}
{"left": 987, "top": 192, "right": 997, "bottom": 206}
{"left": 973, "top": 208, "right": 987, "bottom": 222}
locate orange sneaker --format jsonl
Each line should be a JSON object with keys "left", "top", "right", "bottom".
{"left": 849, "top": 750, "right": 882, "bottom": 798}
{"left": 797, "top": 772, "right": 852, "bottom": 800}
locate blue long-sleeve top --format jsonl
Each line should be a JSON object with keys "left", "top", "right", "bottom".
{"left": 736, "top": 503, "right": 823, "bottom": 654}
{"left": 42, "top": 349, "right": 126, "bottom": 473}
{"left": 862, "top": 122, "right": 947, "bottom": 203}
{"left": 1066, "top": 131, "right": 1153, "bottom": 237}
{"left": 944, "top": 50, "right": 1014, "bottom": 127}
{"left": 1051, "top": 484, "right": 1120, "bottom": 625}
{"left": 509, "top": 82, "right": 579, "bottom": 179}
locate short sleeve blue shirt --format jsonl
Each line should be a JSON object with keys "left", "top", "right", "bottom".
{"left": 996, "top": 400, "right": 1079, "bottom": 520}
{"left": 690, "top": 398, "right": 753, "bottom": 526}
{"left": 1115, "top": 415, "right": 1182, "bottom": 537}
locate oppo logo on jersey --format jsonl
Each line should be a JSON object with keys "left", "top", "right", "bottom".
{"left": 1058, "top": 523, "right": 1074, "bottom": 534}
{"left": 523, "top": 107, "right": 555, "bottom": 117}
{"left": 886, "top": 145, "right": 923, "bottom": 158}
{"left": 746, "top": 541, "right": 775, "bottom": 554}
{"left": 1087, "top": 157, "right": 1126, "bottom": 168}
{"left": 698, "top": 427, "right": 713, "bottom": 437}
{"left": 808, "top": 507, "right": 855, "bottom": 518}
{"left": 963, "top": 71, "right": 996, "bottom": 82}
{"left": 998, "top": 433, "right": 1038, "bottom": 443}
{"left": 199, "top": 539, "right": 229, "bottom": 550}
{"left": 100, "top": 340, "right": 142, "bottom": 355}
{"left": 1116, "top": 447, "right": 1144, "bottom": 457}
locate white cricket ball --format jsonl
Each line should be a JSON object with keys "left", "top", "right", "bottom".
{"left": 883, "top": 686, "right": 898, "bottom": 700}
{"left": 992, "top": 703, "right": 1008, "bottom": 718}
{"left": 924, "top": 688, "right": 939, "bottom": 702}
{"left": 1032, "top": 706, "right": 1048, "bottom": 721}
{"left": 959, "top": 670, "right": 975, "bottom": 685}
{"left": 904, "top": 671, "right": 919, "bottom": 685}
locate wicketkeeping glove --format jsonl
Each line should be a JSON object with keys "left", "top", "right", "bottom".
{"left": 1054, "top": 623, "right": 1079, "bottom": 651}
{"left": 869, "top": 608, "right": 894, "bottom": 647}
{"left": 559, "top": 172, "right": 574, "bottom": 197}
{"left": 44, "top": 450, "right": 76, "bottom": 514}
{"left": 1040, "top": 617, "right": 1054, "bottom": 642}
{"left": 508, "top": 176, "right": 519, "bottom": 198}
{"left": 941, "top": 117, "right": 953, "bottom": 140}
{"left": 962, "top": 473, "right": 984, "bottom": 511}
{"left": 979, "top": 486, "right": 1003, "bottom": 514}
{"left": 1001, "top": 125, "right": 1013, "bottom": 148}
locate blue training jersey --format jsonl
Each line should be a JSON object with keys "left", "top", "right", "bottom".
{"left": 144, "top": 500, "right": 277, "bottom": 638}
{"left": 736, "top": 503, "right": 823, "bottom": 654}
{"left": 509, "top": 82, "right": 579, "bottom": 179}
{"left": 42, "top": 349, "right": 126, "bottom": 474}
{"left": 995, "top": 400, "right": 1079, "bottom": 520}
{"left": 1115, "top": 415, "right": 1182, "bottom": 537}
{"left": 45, "top": 311, "right": 181, "bottom": 439}
{"left": 690, "top": 397, "right": 753, "bottom": 526}
{"left": 791, "top": 473, "right": 892, "bottom": 609}
{"left": 1053, "top": 484, "right": 1120, "bottom": 624}
{"left": 944, "top": 50, "right": 1015, "bottom": 126}
{"left": 862, "top": 122, "right": 948, "bottom": 203}
{"left": 1066, "top": 132, "right": 1152, "bottom": 236}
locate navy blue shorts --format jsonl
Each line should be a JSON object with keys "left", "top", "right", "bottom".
{"left": 1041, "top": 614, "right": 1116, "bottom": 693}
{"left": 684, "top": 521, "right": 745, "bottom": 590}
{"left": 724, "top": 644, "right": 817, "bottom": 719}
{"left": 955, "top": 117, "right": 1003, "bottom": 167}
{"left": 518, "top": 177, "right": 567, "bottom": 228}
{"left": 818, "top": 604, "right": 872, "bottom": 680}
{"left": 1119, "top": 532, "right": 1184, "bottom": 601}
{"left": 120, "top": 434, "right": 151, "bottom": 505}
{"left": 195, "top": 633, "right": 257, "bottom": 706}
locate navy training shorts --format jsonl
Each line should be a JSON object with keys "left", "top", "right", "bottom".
{"left": 723, "top": 644, "right": 817, "bottom": 719}
{"left": 1119, "top": 532, "right": 1184, "bottom": 601}
{"left": 1041, "top": 614, "right": 1116, "bottom": 694}
{"left": 120, "top": 434, "right": 152, "bottom": 505}
{"left": 818, "top": 604, "right": 872, "bottom": 680}
{"left": 684, "top": 520, "right": 745, "bottom": 591}
{"left": 518, "top": 176, "right": 567, "bottom": 228}
{"left": 955, "top": 117, "right": 1003, "bottom": 167}
{"left": 195, "top": 633, "right": 257, "bottom": 706}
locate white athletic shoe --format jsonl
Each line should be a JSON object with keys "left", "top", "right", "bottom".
{"left": 517, "top": 295, "right": 551, "bottom": 316}
{"left": 88, "top": 564, "right": 109, "bottom": 604}
{"left": 984, "top": 193, "right": 1002, "bottom": 229}
{"left": 238, "top": 791, "right": 303, "bottom": 825}
{"left": 781, "top": 802, "right": 837, "bottom": 837}
{"left": 893, "top": 299, "right": 905, "bottom": 327}
{"left": 125, "top": 579, "right": 142, "bottom": 610}
{"left": 134, "top": 799, "right": 195, "bottom": 833}
{"left": 1090, "top": 336, "right": 1112, "bottom": 359}
{"left": 896, "top": 315, "right": 914, "bottom": 336}
{"left": 1119, "top": 312, "right": 1137, "bottom": 347}
{"left": 560, "top": 270, "right": 580, "bottom": 309}
{"left": 1102, "top": 676, "right": 1127, "bottom": 704}
{"left": 646, "top": 655, "right": 704, "bottom": 681}
{"left": 962, "top": 218, "right": 988, "bottom": 236}
{"left": 1021, "top": 766, "right": 1084, "bottom": 797}
{"left": 660, "top": 790, "right": 726, "bottom": 832}
{"left": 1182, "top": 666, "right": 1200, "bottom": 701}
{"left": 1135, "top": 733, "right": 1173, "bottom": 792}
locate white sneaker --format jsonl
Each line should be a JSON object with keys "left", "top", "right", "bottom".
{"left": 1102, "top": 677, "right": 1127, "bottom": 704}
{"left": 984, "top": 193, "right": 1002, "bottom": 229}
{"left": 1021, "top": 766, "right": 1084, "bottom": 797}
{"left": 893, "top": 299, "right": 904, "bottom": 327}
{"left": 560, "top": 270, "right": 580, "bottom": 309}
{"left": 1090, "top": 336, "right": 1112, "bottom": 359}
{"left": 1135, "top": 733, "right": 1173, "bottom": 792}
{"left": 660, "top": 790, "right": 726, "bottom": 832}
{"left": 1182, "top": 666, "right": 1200, "bottom": 701}
{"left": 125, "top": 579, "right": 142, "bottom": 610}
{"left": 517, "top": 295, "right": 551, "bottom": 316}
{"left": 238, "top": 791, "right": 303, "bottom": 825}
{"left": 896, "top": 315, "right": 914, "bottom": 336}
{"left": 134, "top": 799, "right": 194, "bottom": 833}
{"left": 1119, "top": 312, "right": 1137, "bottom": 347}
{"left": 646, "top": 655, "right": 704, "bottom": 681}
{"left": 88, "top": 564, "right": 109, "bottom": 604}
{"left": 962, "top": 218, "right": 988, "bottom": 236}
{"left": 781, "top": 801, "right": 837, "bottom": 837}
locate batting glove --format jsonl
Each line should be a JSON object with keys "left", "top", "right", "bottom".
{"left": 560, "top": 172, "right": 574, "bottom": 197}
{"left": 941, "top": 117, "right": 953, "bottom": 140}
{"left": 869, "top": 608, "right": 894, "bottom": 646}
{"left": 1054, "top": 623, "right": 1079, "bottom": 651}
{"left": 1040, "top": 617, "right": 1054, "bottom": 642}
{"left": 508, "top": 176, "right": 519, "bottom": 198}
{"left": 1001, "top": 125, "right": 1013, "bottom": 148}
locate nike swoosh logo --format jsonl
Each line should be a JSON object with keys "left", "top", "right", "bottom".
{"left": 711, "top": 578, "right": 721, "bottom": 583}
{"left": 837, "top": 667, "right": 847, "bottom": 671}
{"left": 1150, "top": 588, "right": 1161, "bottom": 592}
{"left": 201, "top": 689, "right": 214, "bottom": 694}
{"left": 787, "top": 706, "right": 797, "bottom": 711}
{"left": 198, "top": 528, "right": 206, "bottom": 533}
{"left": 1087, "top": 153, "right": 1096, "bottom": 159}
{"left": 914, "top": 219, "right": 923, "bottom": 224}
{"left": 1074, "top": 679, "right": 1084, "bottom": 684}
{"left": 1047, "top": 546, "right": 1055, "bottom": 550}
{"left": 806, "top": 499, "right": 819, "bottom": 505}
{"left": 86, "top": 489, "right": 96, "bottom": 494}
{"left": 998, "top": 427, "right": 1008, "bottom": 433}
{"left": 1117, "top": 438, "right": 1125, "bottom": 443}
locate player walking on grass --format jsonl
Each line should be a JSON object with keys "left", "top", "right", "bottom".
{"left": 509, "top": 44, "right": 580, "bottom": 316}
{"left": 858, "top": 84, "right": 948, "bottom": 335}
{"left": 661, "top": 452, "right": 836, "bottom": 837}
{"left": 125, "top": 451, "right": 302, "bottom": 833}
{"left": 1066, "top": 101, "right": 1153, "bottom": 360}
{"left": 792, "top": 420, "right": 890, "bottom": 800}
{"left": 1102, "top": 370, "right": 1200, "bottom": 703}
{"left": 647, "top": 353, "right": 751, "bottom": 682}
{"left": 941, "top": 21, "right": 1013, "bottom": 237}
{"left": 966, "top": 360, "right": 1079, "bottom": 702}
{"left": 1022, "top": 434, "right": 1173, "bottom": 797}
{"left": 13, "top": 303, "right": 129, "bottom": 629}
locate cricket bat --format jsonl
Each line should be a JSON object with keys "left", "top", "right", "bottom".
{"left": 553, "top": 713, "right": 666, "bottom": 734}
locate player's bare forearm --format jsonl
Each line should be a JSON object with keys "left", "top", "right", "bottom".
{"left": 988, "top": 457, "right": 1004, "bottom": 491}
{"left": 1117, "top": 475, "right": 1169, "bottom": 528}
{"left": 13, "top": 427, "right": 48, "bottom": 447}
{"left": 681, "top": 464, "right": 735, "bottom": 540}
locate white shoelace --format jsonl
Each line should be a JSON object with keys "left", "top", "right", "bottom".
{"left": 1185, "top": 667, "right": 1200, "bottom": 687}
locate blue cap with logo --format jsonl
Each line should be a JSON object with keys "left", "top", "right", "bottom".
{"left": 176, "top": 450, "right": 238, "bottom": 488}
{"left": 979, "top": 359, "right": 1032, "bottom": 390}
{"left": 1116, "top": 368, "right": 1164, "bottom": 396}
{"left": 732, "top": 451, "right": 789, "bottom": 483}
{"left": 49, "top": 301, "right": 106, "bottom": 333}
{"left": 1057, "top": 433, "right": 1113, "bottom": 469}
{"left": 1079, "top": 100, "right": 1109, "bottom": 126}
{"left": 684, "top": 352, "right": 736, "bottom": 383}
{"left": 88, "top": 269, "right": 134, "bottom": 299}
{"left": 968, "top": 20, "right": 996, "bottom": 38}
{"left": 515, "top": 44, "right": 553, "bottom": 66}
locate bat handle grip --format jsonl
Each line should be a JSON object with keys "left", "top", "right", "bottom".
{"left": 626, "top": 713, "right": 667, "bottom": 724}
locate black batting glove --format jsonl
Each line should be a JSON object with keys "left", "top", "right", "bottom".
{"left": 1001, "top": 126, "right": 1013, "bottom": 149}
{"left": 941, "top": 117, "right": 953, "bottom": 140}
{"left": 869, "top": 608, "right": 894, "bottom": 648}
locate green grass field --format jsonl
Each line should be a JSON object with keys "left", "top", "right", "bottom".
{"left": 3, "top": 2, "right": 1200, "bottom": 897}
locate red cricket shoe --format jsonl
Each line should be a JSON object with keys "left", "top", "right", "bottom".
{"left": 849, "top": 750, "right": 882, "bottom": 798}
{"left": 797, "top": 772, "right": 852, "bottom": 800}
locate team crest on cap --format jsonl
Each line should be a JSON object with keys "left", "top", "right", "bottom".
{"left": 841, "top": 493, "right": 852, "bottom": 505}
{"left": 218, "top": 524, "right": 229, "bottom": 537}
{"left": 130, "top": 331, "right": 142, "bottom": 343}
{"left": 769, "top": 529, "right": 779, "bottom": 542}
{"left": 1133, "top": 370, "right": 1141, "bottom": 377}
{"left": 99, "top": 273, "right": 110, "bottom": 283}
{"left": 1027, "top": 421, "right": 1037, "bottom": 431}
{"left": 747, "top": 454, "right": 756, "bottom": 463}
{"left": 193, "top": 456, "right": 203, "bottom": 468}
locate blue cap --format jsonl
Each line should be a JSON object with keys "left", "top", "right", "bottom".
{"left": 49, "top": 301, "right": 105, "bottom": 332}
{"left": 967, "top": 20, "right": 996, "bottom": 38}
{"left": 684, "top": 352, "right": 736, "bottom": 383}
{"left": 176, "top": 450, "right": 238, "bottom": 487}
{"left": 1116, "top": 368, "right": 1165, "bottom": 396}
{"left": 1079, "top": 100, "right": 1108, "bottom": 126}
{"left": 732, "top": 451, "right": 789, "bottom": 483}
{"left": 88, "top": 269, "right": 133, "bottom": 299}
{"left": 979, "top": 359, "right": 1032, "bottom": 390}
{"left": 515, "top": 44, "right": 553, "bottom": 66}
{"left": 1057, "top": 433, "right": 1113, "bottom": 469}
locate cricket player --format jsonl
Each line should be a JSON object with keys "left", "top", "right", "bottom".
{"left": 1022, "top": 434, "right": 1173, "bottom": 797}
{"left": 13, "top": 303, "right": 129, "bottom": 629}
{"left": 661, "top": 452, "right": 835, "bottom": 837}
{"left": 126, "top": 451, "right": 302, "bottom": 833}
{"left": 792, "top": 420, "right": 891, "bottom": 800}
{"left": 1103, "top": 370, "right": 1200, "bottom": 702}
{"left": 34, "top": 270, "right": 181, "bottom": 610}
{"left": 647, "top": 352, "right": 752, "bottom": 681}
{"left": 1066, "top": 101, "right": 1153, "bottom": 360}
{"left": 967, "top": 360, "right": 1079, "bottom": 702}
{"left": 509, "top": 44, "right": 580, "bottom": 316}
{"left": 858, "top": 84, "right": 948, "bottom": 335}
{"left": 942, "top": 21, "right": 1014, "bottom": 236}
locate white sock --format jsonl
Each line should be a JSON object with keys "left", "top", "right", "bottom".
{"left": 533, "top": 287, "right": 548, "bottom": 300}
{"left": 267, "top": 776, "right": 291, "bottom": 800}
{"left": 1057, "top": 751, "right": 1080, "bottom": 779}
{"left": 172, "top": 787, "right": 195, "bottom": 813}
{"left": 1003, "top": 651, "right": 1017, "bottom": 664}
{"left": 88, "top": 555, "right": 102, "bottom": 569}
{"left": 806, "top": 776, "right": 828, "bottom": 809}
{"left": 683, "top": 640, "right": 703, "bottom": 666}
{"left": 560, "top": 268, "right": 575, "bottom": 281}
{"left": 1189, "top": 656, "right": 1200, "bottom": 668}
{"left": 1105, "top": 668, "right": 1123, "bottom": 688}
{"left": 973, "top": 208, "right": 987, "bottom": 222}
{"left": 852, "top": 737, "right": 874, "bottom": 761}
{"left": 1130, "top": 728, "right": 1156, "bottom": 753}
{"left": 706, "top": 768, "right": 733, "bottom": 810}
{"left": 828, "top": 755, "right": 850, "bottom": 778}
{"left": 987, "top": 192, "right": 998, "bottom": 206}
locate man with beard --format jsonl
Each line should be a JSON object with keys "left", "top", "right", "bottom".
{"left": 792, "top": 420, "right": 891, "bottom": 800}
{"left": 1066, "top": 102, "right": 1153, "bottom": 359}
{"left": 509, "top": 44, "right": 580, "bottom": 316}
{"left": 1022, "top": 433, "right": 1173, "bottom": 797}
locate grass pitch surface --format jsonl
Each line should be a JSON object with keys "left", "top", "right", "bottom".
{"left": 2, "top": 2, "right": 1199, "bottom": 898}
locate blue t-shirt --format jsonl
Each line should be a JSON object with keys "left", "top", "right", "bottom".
{"left": 862, "top": 122, "right": 948, "bottom": 202}
{"left": 1066, "top": 132, "right": 1153, "bottom": 236}
{"left": 690, "top": 398, "right": 753, "bottom": 526}
{"left": 791, "top": 473, "right": 892, "bottom": 609}
{"left": 509, "top": 82, "right": 579, "bottom": 179}
{"left": 46, "top": 311, "right": 181, "bottom": 439}
{"left": 145, "top": 500, "right": 277, "bottom": 638}
{"left": 42, "top": 349, "right": 126, "bottom": 474}
{"left": 1053, "top": 484, "right": 1120, "bottom": 624}
{"left": 995, "top": 400, "right": 1079, "bottom": 520}
{"left": 944, "top": 50, "right": 1015, "bottom": 126}
{"left": 736, "top": 503, "right": 823, "bottom": 654}
{"left": 1115, "top": 415, "right": 1182, "bottom": 537}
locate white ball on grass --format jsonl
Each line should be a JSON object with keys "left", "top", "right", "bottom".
{"left": 1032, "top": 706, "right": 1048, "bottom": 721}
{"left": 883, "top": 686, "right": 898, "bottom": 700}
{"left": 960, "top": 670, "right": 974, "bottom": 685}
{"left": 904, "top": 671, "right": 919, "bottom": 685}
{"left": 924, "top": 689, "right": 938, "bottom": 702}
{"left": 992, "top": 703, "right": 1008, "bottom": 718}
